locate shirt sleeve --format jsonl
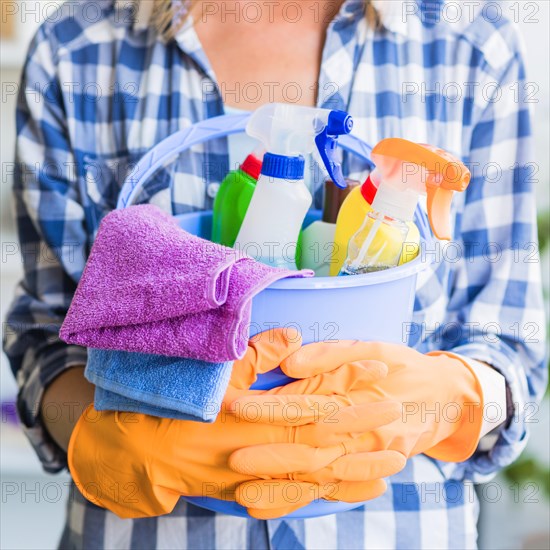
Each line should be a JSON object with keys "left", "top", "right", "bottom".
{"left": 435, "top": 46, "right": 548, "bottom": 482}
{"left": 2, "top": 28, "right": 90, "bottom": 473}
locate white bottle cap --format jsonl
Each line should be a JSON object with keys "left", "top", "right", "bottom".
{"left": 371, "top": 185, "right": 418, "bottom": 221}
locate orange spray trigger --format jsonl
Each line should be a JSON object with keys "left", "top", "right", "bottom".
{"left": 426, "top": 188, "right": 454, "bottom": 240}
{"left": 369, "top": 138, "right": 471, "bottom": 242}
{"left": 421, "top": 144, "right": 471, "bottom": 240}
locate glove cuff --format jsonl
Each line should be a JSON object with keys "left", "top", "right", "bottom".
{"left": 68, "top": 405, "right": 179, "bottom": 519}
{"left": 67, "top": 404, "right": 102, "bottom": 508}
{"left": 423, "top": 351, "right": 485, "bottom": 463}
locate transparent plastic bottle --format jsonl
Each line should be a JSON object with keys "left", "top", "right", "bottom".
{"left": 340, "top": 211, "right": 411, "bottom": 275}
{"left": 330, "top": 175, "right": 420, "bottom": 276}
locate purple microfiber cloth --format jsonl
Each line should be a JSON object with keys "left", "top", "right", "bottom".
{"left": 60, "top": 204, "right": 312, "bottom": 362}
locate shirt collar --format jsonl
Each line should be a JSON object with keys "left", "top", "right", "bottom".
{"left": 372, "top": 0, "right": 409, "bottom": 36}
{"left": 116, "top": 0, "right": 411, "bottom": 35}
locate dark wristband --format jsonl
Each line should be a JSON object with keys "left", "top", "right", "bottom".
{"left": 504, "top": 381, "right": 515, "bottom": 429}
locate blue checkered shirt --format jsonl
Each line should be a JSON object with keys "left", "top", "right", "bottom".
{"left": 4, "top": 0, "right": 547, "bottom": 548}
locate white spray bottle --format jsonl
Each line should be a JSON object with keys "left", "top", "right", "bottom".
{"left": 234, "top": 103, "right": 353, "bottom": 269}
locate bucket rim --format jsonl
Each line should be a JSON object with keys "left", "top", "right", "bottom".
{"left": 175, "top": 210, "right": 433, "bottom": 290}
{"left": 269, "top": 244, "right": 431, "bottom": 289}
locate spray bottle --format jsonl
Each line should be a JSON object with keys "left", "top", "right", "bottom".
{"left": 330, "top": 173, "right": 421, "bottom": 276}
{"left": 234, "top": 103, "right": 353, "bottom": 270}
{"left": 211, "top": 151, "right": 263, "bottom": 247}
{"left": 340, "top": 138, "right": 470, "bottom": 275}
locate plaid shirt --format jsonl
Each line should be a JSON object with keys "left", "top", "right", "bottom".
{"left": 4, "top": 0, "right": 547, "bottom": 548}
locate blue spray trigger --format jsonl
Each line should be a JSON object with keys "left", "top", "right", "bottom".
{"left": 314, "top": 110, "right": 353, "bottom": 189}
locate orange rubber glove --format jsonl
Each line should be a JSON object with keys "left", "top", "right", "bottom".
{"left": 224, "top": 329, "right": 410, "bottom": 519}
{"left": 230, "top": 340, "right": 485, "bottom": 512}
{"left": 69, "top": 331, "right": 406, "bottom": 519}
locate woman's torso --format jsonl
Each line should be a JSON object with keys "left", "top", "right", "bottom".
{"left": 47, "top": 0, "right": 508, "bottom": 547}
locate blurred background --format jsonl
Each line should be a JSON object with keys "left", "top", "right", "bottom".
{"left": 1, "top": 1, "right": 549, "bottom": 549}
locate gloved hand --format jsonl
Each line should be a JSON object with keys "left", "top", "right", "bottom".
{"left": 225, "top": 328, "right": 419, "bottom": 518}
{"left": 229, "top": 340, "right": 485, "bottom": 510}
{"left": 69, "top": 331, "right": 406, "bottom": 519}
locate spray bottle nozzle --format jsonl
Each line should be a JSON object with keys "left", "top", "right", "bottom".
{"left": 246, "top": 103, "right": 353, "bottom": 189}
{"left": 371, "top": 138, "right": 471, "bottom": 240}
{"left": 315, "top": 110, "right": 353, "bottom": 189}
{"left": 326, "top": 111, "right": 354, "bottom": 134}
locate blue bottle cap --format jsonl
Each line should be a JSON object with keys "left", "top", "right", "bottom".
{"left": 261, "top": 153, "right": 305, "bottom": 180}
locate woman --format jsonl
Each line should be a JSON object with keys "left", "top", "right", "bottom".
{"left": 5, "top": 0, "right": 546, "bottom": 548}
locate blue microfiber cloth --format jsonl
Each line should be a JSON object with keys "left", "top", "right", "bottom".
{"left": 85, "top": 348, "right": 233, "bottom": 422}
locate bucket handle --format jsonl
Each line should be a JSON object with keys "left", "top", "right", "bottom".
{"left": 116, "top": 113, "right": 432, "bottom": 241}
{"left": 116, "top": 114, "right": 376, "bottom": 209}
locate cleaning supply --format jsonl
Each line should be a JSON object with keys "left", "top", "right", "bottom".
{"left": 234, "top": 103, "right": 353, "bottom": 269}
{"left": 86, "top": 349, "right": 233, "bottom": 422}
{"left": 299, "top": 179, "right": 359, "bottom": 276}
{"left": 340, "top": 138, "right": 470, "bottom": 275}
{"left": 68, "top": 330, "right": 406, "bottom": 519}
{"left": 330, "top": 174, "right": 420, "bottom": 276}
{"left": 211, "top": 152, "right": 263, "bottom": 246}
{"left": 60, "top": 204, "right": 313, "bottom": 362}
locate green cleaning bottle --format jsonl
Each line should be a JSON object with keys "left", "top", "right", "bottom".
{"left": 211, "top": 153, "right": 263, "bottom": 246}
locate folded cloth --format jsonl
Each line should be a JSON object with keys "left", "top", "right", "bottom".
{"left": 60, "top": 205, "right": 313, "bottom": 362}
{"left": 86, "top": 348, "right": 232, "bottom": 422}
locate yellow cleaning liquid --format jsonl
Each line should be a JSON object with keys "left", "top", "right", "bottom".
{"left": 330, "top": 185, "right": 420, "bottom": 276}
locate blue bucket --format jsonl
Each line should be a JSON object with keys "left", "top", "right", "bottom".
{"left": 175, "top": 209, "right": 428, "bottom": 387}
{"left": 117, "top": 113, "right": 434, "bottom": 519}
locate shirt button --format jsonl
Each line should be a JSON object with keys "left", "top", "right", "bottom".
{"left": 207, "top": 183, "right": 220, "bottom": 198}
